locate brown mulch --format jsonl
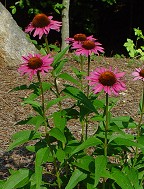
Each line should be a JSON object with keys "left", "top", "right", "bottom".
{"left": 0, "top": 55, "right": 143, "bottom": 179}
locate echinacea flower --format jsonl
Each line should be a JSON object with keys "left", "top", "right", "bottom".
{"left": 71, "top": 38, "right": 104, "bottom": 57}
{"left": 132, "top": 68, "right": 144, "bottom": 81}
{"left": 25, "top": 13, "right": 62, "bottom": 39}
{"left": 87, "top": 67, "right": 126, "bottom": 96}
{"left": 18, "top": 53, "right": 53, "bottom": 79}
{"left": 66, "top": 33, "right": 96, "bottom": 44}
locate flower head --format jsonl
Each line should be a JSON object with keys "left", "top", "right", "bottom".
{"left": 87, "top": 67, "right": 126, "bottom": 96}
{"left": 66, "top": 33, "right": 97, "bottom": 44}
{"left": 25, "top": 13, "right": 62, "bottom": 39}
{"left": 132, "top": 68, "right": 144, "bottom": 81}
{"left": 71, "top": 38, "right": 104, "bottom": 57}
{"left": 18, "top": 53, "right": 53, "bottom": 79}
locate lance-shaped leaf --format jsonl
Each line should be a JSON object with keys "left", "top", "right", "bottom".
{"left": 8, "top": 130, "right": 41, "bottom": 151}
{"left": 70, "top": 137, "right": 102, "bottom": 157}
{"left": 2, "top": 169, "right": 30, "bottom": 189}
{"left": 63, "top": 86, "right": 96, "bottom": 112}
{"left": 65, "top": 169, "right": 87, "bottom": 189}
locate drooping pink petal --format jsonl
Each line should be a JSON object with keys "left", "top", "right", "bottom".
{"left": 87, "top": 67, "right": 126, "bottom": 96}
{"left": 18, "top": 53, "right": 53, "bottom": 80}
{"left": 25, "top": 14, "right": 62, "bottom": 39}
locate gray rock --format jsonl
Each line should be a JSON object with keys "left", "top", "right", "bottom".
{"left": 0, "top": 3, "right": 37, "bottom": 67}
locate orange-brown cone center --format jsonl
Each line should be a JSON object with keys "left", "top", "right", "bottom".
{"left": 139, "top": 69, "right": 144, "bottom": 77}
{"left": 32, "top": 13, "right": 50, "bottom": 28}
{"left": 74, "top": 33, "right": 87, "bottom": 41}
{"left": 28, "top": 57, "right": 43, "bottom": 69}
{"left": 82, "top": 40, "right": 95, "bottom": 50}
{"left": 99, "top": 71, "right": 117, "bottom": 86}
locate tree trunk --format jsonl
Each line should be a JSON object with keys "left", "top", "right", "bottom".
{"left": 61, "top": 0, "right": 70, "bottom": 50}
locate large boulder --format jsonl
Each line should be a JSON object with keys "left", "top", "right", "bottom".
{"left": 0, "top": 3, "right": 37, "bottom": 67}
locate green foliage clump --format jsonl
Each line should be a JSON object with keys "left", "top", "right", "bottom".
{"left": 124, "top": 28, "right": 144, "bottom": 60}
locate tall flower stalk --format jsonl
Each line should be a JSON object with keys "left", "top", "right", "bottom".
{"left": 87, "top": 55, "right": 91, "bottom": 97}
{"left": 104, "top": 93, "right": 109, "bottom": 156}
{"left": 87, "top": 67, "right": 126, "bottom": 189}
{"left": 137, "top": 83, "right": 144, "bottom": 137}
{"left": 79, "top": 55, "right": 85, "bottom": 91}
{"left": 37, "top": 71, "right": 49, "bottom": 133}
{"left": 44, "top": 35, "right": 50, "bottom": 54}
{"left": 132, "top": 68, "right": 144, "bottom": 166}
{"left": 87, "top": 67, "right": 126, "bottom": 141}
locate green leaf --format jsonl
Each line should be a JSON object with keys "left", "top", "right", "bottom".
{"left": 42, "top": 82, "right": 52, "bottom": 91}
{"left": 17, "top": 115, "right": 45, "bottom": 130}
{"left": 2, "top": 169, "right": 30, "bottom": 189}
{"left": 109, "top": 135, "right": 144, "bottom": 151}
{"left": 53, "top": 59, "right": 68, "bottom": 76}
{"left": 124, "top": 167, "right": 142, "bottom": 189}
{"left": 35, "top": 147, "right": 49, "bottom": 189}
{"left": 26, "top": 140, "right": 47, "bottom": 153}
{"left": 124, "top": 38, "right": 136, "bottom": 58}
{"left": 70, "top": 137, "right": 102, "bottom": 157}
{"left": 72, "top": 67, "right": 86, "bottom": 79}
{"left": 46, "top": 96, "right": 67, "bottom": 110}
{"left": 94, "top": 155, "right": 107, "bottom": 187}
{"left": 53, "top": 110, "right": 66, "bottom": 132}
{"left": 73, "top": 155, "right": 95, "bottom": 172}
{"left": 65, "top": 169, "right": 87, "bottom": 189}
{"left": 63, "top": 86, "right": 96, "bottom": 112}
{"left": 22, "top": 99, "right": 41, "bottom": 108}
{"left": 91, "top": 115, "right": 105, "bottom": 121}
{"left": 134, "top": 28, "right": 144, "bottom": 39}
{"left": 93, "top": 99, "right": 105, "bottom": 109}
{"left": 58, "top": 73, "right": 80, "bottom": 86}
{"left": 49, "top": 128, "right": 66, "bottom": 144}
{"left": 53, "top": 46, "right": 69, "bottom": 67}
{"left": 8, "top": 130, "right": 41, "bottom": 151}
{"left": 111, "top": 168, "right": 134, "bottom": 189}
{"left": 138, "top": 136, "right": 144, "bottom": 146}
{"left": 111, "top": 116, "right": 132, "bottom": 122}
{"left": 0, "top": 180, "right": 5, "bottom": 188}
{"left": 110, "top": 116, "right": 136, "bottom": 129}
{"left": 10, "top": 6, "right": 17, "bottom": 14}
{"left": 56, "top": 149, "right": 66, "bottom": 163}
{"left": 10, "top": 84, "right": 29, "bottom": 92}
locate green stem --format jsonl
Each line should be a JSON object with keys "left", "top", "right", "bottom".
{"left": 133, "top": 83, "right": 144, "bottom": 167}
{"left": 37, "top": 73, "right": 61, "bottom": 188}
{"left": 85, "top": 55, "right": 91, "bottom": 140}
{"left": 104, "top": 93, "right": 109, "bottom": 157}
{"left": 80, "top": 55, "right": 84, "bottom": 90}
{"left": 87, "top": 55, "right": 91, "bottom": 97}
{"left": 85, "top": 116, "right": 88, "bottom": 140}
{"left": 54, "top": 77, "right": 62, "bottom": 111}
{"left": 102, "top": 93, "right": 109, "bottom": 189}
{"left": 81, "top": 119, "right": 85, "bottom": 142}
{"left": 44, "top": 35, "right": 50, "bottom": 54}
{"left": 47, "top": 141, "right": 61, "bottom": 189}
{"left": 80, "top": 55, "right": 84, "bottom": 73}
{"left": 54, "top": 161, "right": 61, "bottom": 189}
{"left": 102, "top": 180, "right": 106, "bottom": 189}
{"left": 37, "top": 72, "right": 49, "bottom": 134}
{"left": 137, "top": 83, "right": 144, "bottom": 137}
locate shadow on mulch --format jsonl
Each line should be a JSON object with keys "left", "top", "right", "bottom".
{"left": 0, "top": 144, "right": 35, "bottom": 180}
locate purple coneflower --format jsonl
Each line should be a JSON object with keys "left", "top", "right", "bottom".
{"left": 25, "top": 13, "right": 62, "bottom": 39}
{"left": 18, "top": 53, "right": 53, "bottom": 79}
{"left": 87, "top": 67, "right": 126, "bottom": 96}
{"left": 66, "top": 33, "right": 96, "bottom": 44}
{"left": 71, "top": 38, "right": 104, "bottom": 57}
{"left": 132, "top": 68, "right": 144, "bottom": 81}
